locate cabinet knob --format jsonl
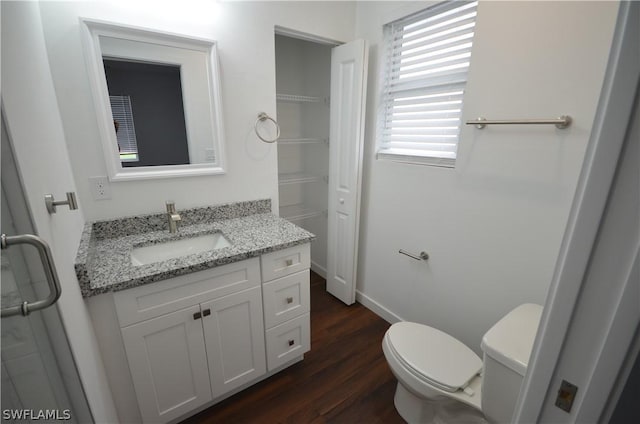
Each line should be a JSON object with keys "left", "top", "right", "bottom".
{"left": 193, "top": 311, "right": 202, "bottom": 320}
{"left": 202, "top": 309, "right": 211, "bottom": 317}
{"left": 285, "top": 259, "right": 293, "bottom": 266}
{"left": 286, "top": 297, "right": 294, "bottom": 304}
{"left": 288, "top": 339, "right": 295, "bottom": 346}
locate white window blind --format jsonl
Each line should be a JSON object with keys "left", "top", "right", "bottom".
{"left": 378, "top": 1, "right": 478, "bottom": 167}
{"left": 109, "top": 95, "right": 139, "bottom": 162}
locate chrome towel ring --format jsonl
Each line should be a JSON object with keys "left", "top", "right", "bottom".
{"left": 255, "top": 112, "right": 280, "bottom": 143}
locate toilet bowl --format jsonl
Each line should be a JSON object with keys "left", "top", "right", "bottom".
{"left": 383, "top": 304, "right": 543, "bottom": 424}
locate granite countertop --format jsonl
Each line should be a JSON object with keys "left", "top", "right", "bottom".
{"left": 75, "top": 199, "right": 315, "bottom": 298}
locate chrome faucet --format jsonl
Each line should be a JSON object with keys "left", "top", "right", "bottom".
{"left": 166, "top": 201, "right": 182, "bottom": 233}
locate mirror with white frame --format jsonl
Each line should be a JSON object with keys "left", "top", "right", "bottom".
{"left": 81, "top": 19, "right": 226, "bottom": 181}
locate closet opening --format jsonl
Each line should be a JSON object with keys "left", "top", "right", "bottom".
{"left": 275, "top": 31, "right": 335, "bottom": 279}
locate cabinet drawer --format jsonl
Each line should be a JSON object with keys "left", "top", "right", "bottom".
{"left": 263, "top": 270, "right": 310, "bottom": 329}
{"left": 260, "top": 243, "right": 310, "bottom": 282}
{"left": 265, "top": 313, "right": 310, "bottom": 371}
{"left": 115, "top": 258, "right": 260, "bottom": 327}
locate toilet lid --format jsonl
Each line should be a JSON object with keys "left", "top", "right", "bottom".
{"left": 387, "top": 322, "right": 482, "bottom": 392}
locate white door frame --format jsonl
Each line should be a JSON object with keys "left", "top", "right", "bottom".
{"left": 514, "top": 2, "right": 640, "bottom": 421}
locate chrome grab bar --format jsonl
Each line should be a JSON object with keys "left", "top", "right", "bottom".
{"left": 1, "top": 234, "right": 62, "bottom": 317}
{"left": 466, "top": 115, "right": 572, "bottom": 129}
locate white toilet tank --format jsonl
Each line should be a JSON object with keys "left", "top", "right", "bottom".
{"left": 480, "top": 303, "right": 543, "bottom": 423}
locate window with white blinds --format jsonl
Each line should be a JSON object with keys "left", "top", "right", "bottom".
{"left": 378, "top": 1, "right": 478, "bottom": 167}
{"left": 109, "top": 95, "right": 139, "bottom": 162}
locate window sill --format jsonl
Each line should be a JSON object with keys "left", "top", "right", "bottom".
{"left": 376, "top": 151, "right": 455, "bottom": 168}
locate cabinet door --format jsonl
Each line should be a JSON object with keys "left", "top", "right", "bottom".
{"left": 201, "top": 286, "right": 266, "bottom": 398}
{"left": 121, "top": 305, "right": 212, "bottom": 423}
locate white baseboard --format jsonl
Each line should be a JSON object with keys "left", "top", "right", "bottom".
{"left": 355, "top": 290, "right": 403, "bottom": 324}
{"left": 310, "top": 261, "right": 327, "bottom": 279}
{"left": 310, "top": 264, "right": 401, "bottom": 325}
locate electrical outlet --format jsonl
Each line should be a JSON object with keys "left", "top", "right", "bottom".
{"left": 89, "top": 176, "right": 111, "bottom": 200}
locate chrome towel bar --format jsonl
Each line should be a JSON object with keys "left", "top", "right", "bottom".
{"left": 466, "top": 115, "right": 572, "bottom": 129}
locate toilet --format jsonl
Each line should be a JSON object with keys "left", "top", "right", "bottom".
{"left": 382, "top": 303, "right": 543, "bottom": 423}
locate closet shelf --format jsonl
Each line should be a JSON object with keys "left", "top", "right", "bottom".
{"left": 276, "top": 93, "right": 323, "bottom": 103}
{"left": 278, "top": 172, "right": 323, "bottom": 185}
{"left": 278, "top": 138, "right": 327, "bottom": 145}
{"left": 280, "top": 204, "right": 326, "bottom": 221}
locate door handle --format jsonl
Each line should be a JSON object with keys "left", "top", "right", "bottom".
{"left": 1, "top": 234, "right": 62, "bottom": 317}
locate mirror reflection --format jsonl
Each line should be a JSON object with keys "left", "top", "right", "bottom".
{"left": 104, "top": 59, "right": 190, "bottom": 167}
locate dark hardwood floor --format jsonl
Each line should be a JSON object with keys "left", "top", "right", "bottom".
{"left": 181, "top": 271, "right": 404, "bottom": 424}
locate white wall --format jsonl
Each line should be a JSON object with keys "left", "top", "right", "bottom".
{"left": 38, "top": 0, "right": 356, "bottom": 221}
{"left": 354, "top": 1, "right": 619, "bottom": 354}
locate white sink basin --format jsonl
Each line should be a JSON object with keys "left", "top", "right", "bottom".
{"left": 131, "top": 233, "right": 231, "bottom": 266}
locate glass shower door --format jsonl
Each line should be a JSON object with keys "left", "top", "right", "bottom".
{"left": 1, "top": 122, "right": 92, "bottom": 423}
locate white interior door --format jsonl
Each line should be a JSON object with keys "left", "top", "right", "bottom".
{"left": 326, "top": 39, "right": 368, "bottom": 305}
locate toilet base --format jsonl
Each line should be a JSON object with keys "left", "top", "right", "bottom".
{"left": 394, "top": 383, "right": 487, "bottom": 424}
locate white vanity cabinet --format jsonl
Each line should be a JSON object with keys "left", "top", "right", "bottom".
{"left": 106, "top": 243, "right": 311, "bottom": 423}
{"left": 114, "top": 258, "right": 266, "bottom": 423}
